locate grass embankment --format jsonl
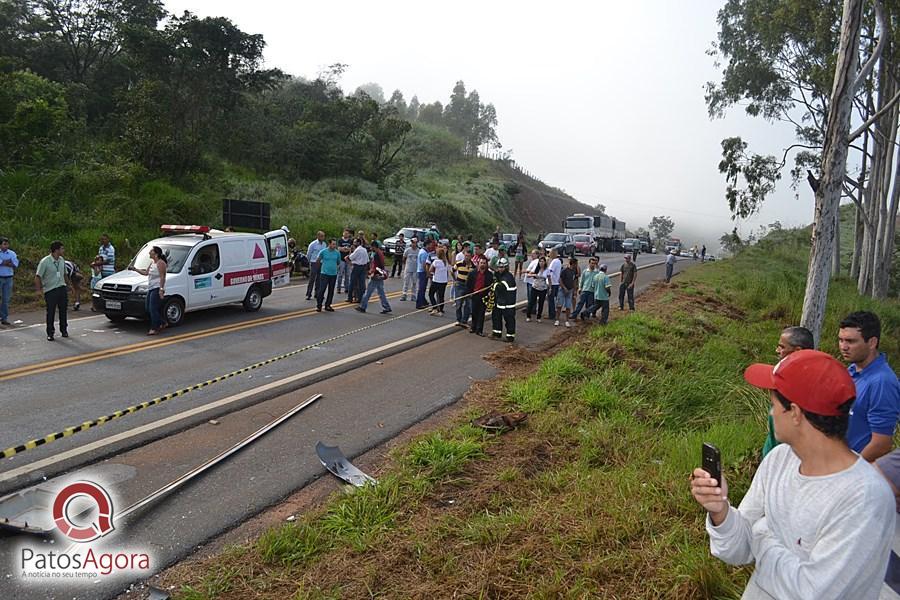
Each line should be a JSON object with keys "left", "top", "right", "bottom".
{"left": 162, "top": 231, "right": 896, "bottom": 599}
{"left": 1, "top": 157, "right": 583, "bottom": 307}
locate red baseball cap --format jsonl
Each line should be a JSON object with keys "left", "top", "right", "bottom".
{"left": 743, "top": 349, "right": 856, "bottom": 416}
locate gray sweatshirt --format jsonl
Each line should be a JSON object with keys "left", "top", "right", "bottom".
{"left": 707, "top": 443, "right": 894, "bottom": 599}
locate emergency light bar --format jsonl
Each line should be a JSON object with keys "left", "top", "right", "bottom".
{"left": 160, "top": 225, "right": 210, "bottom": 234}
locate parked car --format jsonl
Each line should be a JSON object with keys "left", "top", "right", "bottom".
{"left": 538, "top": 233, "right": 575, "bottom": 257}
{"left": 622, "top": 238, "right": 642, "bottom": 253}
{"left": 572, "top": 234, "right": 596, "bottom": 256}
{"left": 705, "top": 254, "right": 717, "bottom": 262}
{"left": 383, "top": 227, "right": 429, "bottom": 255}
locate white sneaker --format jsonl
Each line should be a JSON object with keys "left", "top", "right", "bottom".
{"left": 565, "top": 321, "right": 571, "bottom": 327}
{"left": 526, "top": 317, "right": 531, "bottom": 322}
{"left": 554, "top": 320, "right": 560, "bottom": 326}
{"left": 536, "top": 319, "right": 542, "bottom": 323}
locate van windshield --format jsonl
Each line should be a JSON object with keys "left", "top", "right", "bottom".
{"left": 130, "top": 243, "right": 192, "bottom": 274}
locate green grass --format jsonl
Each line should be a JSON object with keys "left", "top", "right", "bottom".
{"left": 169, "top": 227, "right": 898, "bottom": 599}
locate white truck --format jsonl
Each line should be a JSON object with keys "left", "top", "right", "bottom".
{"left": 563, "top": 213, "right": 626, "bottom": 253}
{"left": 92, "top": 225, "right": 291, "bottom": 326}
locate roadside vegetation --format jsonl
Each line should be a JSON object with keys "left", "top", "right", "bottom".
{"left": 160, "top": 228, "right": 898, "bottom": 599}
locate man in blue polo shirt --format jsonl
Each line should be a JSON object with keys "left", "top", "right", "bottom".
{"left": 839, "top": 311, "right": 900, "bottom": 461}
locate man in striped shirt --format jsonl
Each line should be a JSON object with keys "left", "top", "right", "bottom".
{"left": 454, "top": 249, "right": 473, "bottom": 327}
{"left": 98, "top": 234, "right": 116, "bottom": 279}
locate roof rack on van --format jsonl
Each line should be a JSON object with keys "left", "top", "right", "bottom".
{"left": 160, "top": 224, "right": 211, "bottom": 240}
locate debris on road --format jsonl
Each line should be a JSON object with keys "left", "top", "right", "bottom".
{"left": 471, "top": 411, "right": 528, "bottom": 433}
{"left": 316, "top": 442, "right": 376, "bottom": 487}
{"left": 208, "top": 419, "right": 220, "bottom": 425}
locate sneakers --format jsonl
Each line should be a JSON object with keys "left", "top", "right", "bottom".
{"left": 1, "top": 320, "right": 10, "bottom": 326}
{"left": 565, "top": 321, "right": 572, "bottom": 328}
{"left": 536, "top": 318, "right": 542, "bottom": 323}
{"left": 73, "top": 302, "right": 80, "bottom": 311}
{"left": 324, "top": 306, "right": 334, "bottom": 312}
{"left": 554, "top": 320, "right": 560, "bottom": 326}
{"left": 380, "top": 309, "right": 392, "bottom": 314}
{"left": 355, "top": 307, "right": 366, "bottom": 313}
{"left": 400, "top": 296, "right": 407, "bottom": 301}
{"left": 525, "top": 317, "right": 531, "bottom": 322}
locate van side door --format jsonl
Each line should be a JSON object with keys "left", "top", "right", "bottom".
{"left": 264, "top": 229, "right": 291, "bottom": 288}
{"left": 188, "top": 242, "right": 223, "bottom": 309}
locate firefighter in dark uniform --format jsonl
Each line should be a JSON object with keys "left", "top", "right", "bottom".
{"left": 491, "top": 257, "right": 517, "bottom": 342}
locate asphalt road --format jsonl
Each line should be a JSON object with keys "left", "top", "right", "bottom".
{"left": 0, "top": 253, "right": 693, "bottom": 599}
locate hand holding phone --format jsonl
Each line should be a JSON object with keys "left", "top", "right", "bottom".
{"left": 690, "top": 442, "right": 729, "bottom": 524}
{"left": 702, "top": 442, "right": 721, "bottom": 485}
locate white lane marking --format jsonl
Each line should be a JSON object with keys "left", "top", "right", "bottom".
{"left": 0, "top": 320, "right": 460, "bottom": 483}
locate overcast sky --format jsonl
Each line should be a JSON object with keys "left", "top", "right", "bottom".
{"left": 165, "top": 0, "right": 812, "bottom": 248}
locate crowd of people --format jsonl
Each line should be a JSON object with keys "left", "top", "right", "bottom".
{"left": 691, "top": 310, "right": 900, "bottom": 599}
{"left": 0, "top": 227, "right": 653, "bottom": 341}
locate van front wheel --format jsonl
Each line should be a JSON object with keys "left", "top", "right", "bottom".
{"left": 243, "top": 286, "right": 263, "bottom": 312}
{"left": 163, "top": 297, "right": 185, "bottom": 327}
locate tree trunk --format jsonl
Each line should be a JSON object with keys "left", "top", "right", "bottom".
{"left": 874, "top": 130, "right": 900, "bottom": 298}
{"left": 801, "top": 0, "right": 864, "bottom": 347}
{"left": 833, "top": 205, "right": 842, "bottom": 276}
{"left": 851, "top": 128, "right": 869, "bottom": 280}
{"left": 851, "top": 202, "right": 864, "bottom": 278}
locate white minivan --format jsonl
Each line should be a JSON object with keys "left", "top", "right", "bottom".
{"left": 92, "top": 225, "right": 291, "bottom": 326}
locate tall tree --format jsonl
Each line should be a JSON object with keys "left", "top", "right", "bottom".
{"left": 801, "top": 0, "right": 867, "bottom": 344}
{"left": 648, "top": 215, "right": 675, "bottom": 241}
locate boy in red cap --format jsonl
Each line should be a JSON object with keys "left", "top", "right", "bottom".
{"left": 690, "top": 350, "right": 895, "bottom": 599}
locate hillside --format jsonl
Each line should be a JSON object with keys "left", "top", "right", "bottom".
{"left": 0, "top": 153, "right": 593, "bottom": 306}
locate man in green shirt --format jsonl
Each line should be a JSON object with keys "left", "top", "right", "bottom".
{"left": 591, "top": 263, "right": 611, "bottom": 325}
{"left": 761, "top": 326, "right": 815, "bottom": 457}
{"left": 315, "top": 238, "right": 342, "bottom": 312}
{"left": 571, "top": 256, "right": 598, "bottom": 320}
{"left": 35, "top": 240, "right": 69, "bottom": 341}
{"left": 618, "top": 254, "right": 637, "bottom": 310}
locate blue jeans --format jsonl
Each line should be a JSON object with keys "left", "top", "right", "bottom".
{"left": 146, "top": 288, "right": 164, "bottom": 330}
{"left": 337, "top": 259, "right": 349, "bottom": 291}
{"left": 455, "top": 282, "right": 470, "bottom": 323}
{"left": 548, "top": 284, "right": 559, "bottom": 320}
{"left": 571, "top": 291, "right": 594, "bottom": 319}
{"left": 416, "top": 271, "right": 428, "bottom": 308}
{"left": 0, "top": 276, "right": 12, "bottom": 321}
{"left": 360, "top": 278, "right": 391, "bottom": 312}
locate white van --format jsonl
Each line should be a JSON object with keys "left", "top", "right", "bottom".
{"left": 91, "top": 225, "right": 291, "bottom": 326}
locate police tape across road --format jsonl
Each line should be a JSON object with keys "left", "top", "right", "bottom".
{"left": 0, "top": 258, "right": 668, "bottom": 462}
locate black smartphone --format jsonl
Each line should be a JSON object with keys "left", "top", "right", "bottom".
{"left": 702, "top": 442, "right": 722, "bottom": 486}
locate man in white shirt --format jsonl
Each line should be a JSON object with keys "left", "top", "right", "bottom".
{"left": 546, "top": 249, "right": 562, "bottom": 322}
{"left": 691, "top": 350, "right": 894, "bottom": 600}
{"left": 484, "top": 240, "right": 499, "bottom": 263}
{"left": 306, "top": 230, "right": 327, "bottom": 300}
{"left": 665, "top": 249, "right": 677, "bottom": 283}
{"left": 346, "top": 241, "right": 370, "bottom": 303}
{"left": 522, "top": 249, "right": 539, "bottom": 312}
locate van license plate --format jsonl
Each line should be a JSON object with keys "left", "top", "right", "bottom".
{"left": 106, "top": 300, "right": 122, "bottom": 310}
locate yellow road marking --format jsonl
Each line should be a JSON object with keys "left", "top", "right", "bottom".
{"left": 0, "top": 291, "right": 403, "bottom": 382}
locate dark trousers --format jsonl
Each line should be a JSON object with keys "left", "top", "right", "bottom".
{"left": 391, "top": 254, "right": 404, "bottom": 277}
{"left": 146, "top": 288, "right": 164, "bottom": 329}
{"left": 665, "top": 263, "right": 674, "bottom": 283}
{"left": 316, "top": 274, "right": 336, "bottom": 308}
{"left": 591, "top": 298, "right": 610, "bottom": 324}
{"left": 471, "top": 294, "right": 487, "bottom": 333}
{"left": 429, "top": 281, "right": 447, "bottom": 312}
{"left": 618, "top": 283, "right": 634, "bottom": 310}
{"left": 527, "top": 288, "right": 547, "bottom": 319}
{"left": 491, "top": 307, "right": 516, "bottom": 340}
{"left": 306, "top": 262, "right": 321, "bottom": 299}
{"left": 45, "top": 286, "right": 68, "bottom": 336}
{"left": 548, "top": 284, "right": 559, "bottom": 320}
{"left": 416, "top": 271, "right": 428, "bottom": 308}
{"left": 572, "top": 291, "right": 594, "bottom": 319}
{"left": 348, "top": 265, "right": 367, "bottom": 302}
